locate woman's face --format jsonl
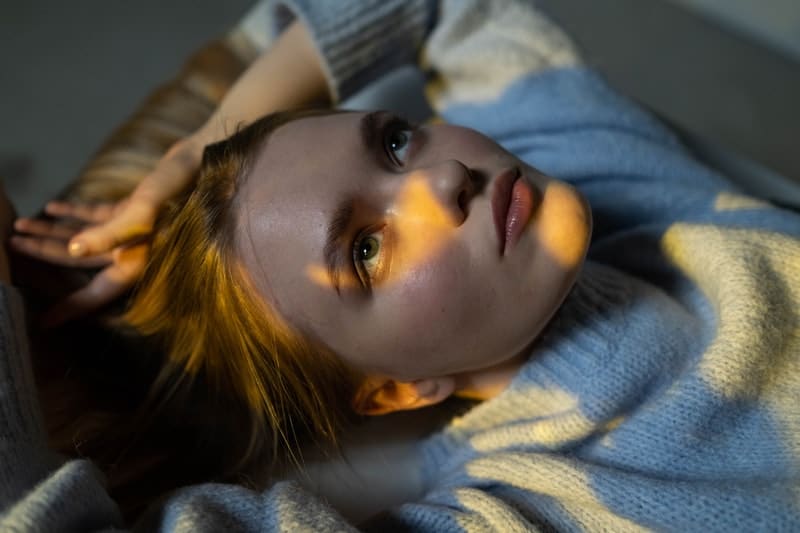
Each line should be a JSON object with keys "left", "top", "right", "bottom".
{"left": 236, "top": 111, "right": 591, "bottom": 381}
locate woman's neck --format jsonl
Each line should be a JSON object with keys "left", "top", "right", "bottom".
{"left": 453, "top": 353, "right": 527, "bottom": 401}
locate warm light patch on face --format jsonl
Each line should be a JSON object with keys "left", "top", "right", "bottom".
{"left": 532, "top": 182, "right": 591, "bottom": 268}
{"left": 306, "top": 173, "right": 456, "bottom": 289}
{"left": 389, "top": 172, "right": 455, "bottom": 274}
{"left": 306, "top": 263, "right": 359, "bottom": 289}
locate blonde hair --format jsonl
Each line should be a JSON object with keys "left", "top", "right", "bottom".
{"left": 34, "top": 109, "right": 363, "bottom": 520}
{"left": 125, "top": 109, "right": 363, "bottom": 475}
{"left": 27, "top": 34, "right": 365, "bottom": 518}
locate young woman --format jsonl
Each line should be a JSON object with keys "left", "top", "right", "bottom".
{"left": 5, "top": 0, "right": 800, "bottom": 530}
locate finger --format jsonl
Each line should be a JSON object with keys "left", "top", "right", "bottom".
{"left": 112, "top": 242, "right": 150, "bottom": 278}
{"left": 41, "top": 264, "right": 137, "bottom": 327}
{"left": 68, "top": 203, "right": 155, "bottom": 257}
{"left": 45, "top": 201, "right": 117, "bottom": 224}
{"left": 14, "top": 217, "right": 81, "bottom": 241}
{"left": 9, "top": 235, "right": 113, "bottom": 268}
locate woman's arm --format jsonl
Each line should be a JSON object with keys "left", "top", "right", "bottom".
{"left": 79, "top": 17, "right": 329, "bottom": 252}
{"left": 11, "top": 18, "right": 331, "bottom": 324}
{"left": 11, "top": 1, "right": 438, "bottom": 324}
{"left": 277, "top": 0, "right": 738, "bottom": 245}
{"left": 139, "top": 19, "right": 329, "bottom": 204}
{"left": 0, "top": 184, "right": 125, "bottom": 528}
{"left": 9, "top": 2, "right": 793, "bottom": 531}
{"left": 268, "top": 0, "right": 435, "bottom": 103}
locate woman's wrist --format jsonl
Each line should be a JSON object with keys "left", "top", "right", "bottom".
{"left": 205, "top": 19, "right": 329, "bottom": 135}
{"left": 134, "top": 136, "right": 205, "bottom": 206}
{"left": 136, "top": 20, "right": 329, "bottom": 210}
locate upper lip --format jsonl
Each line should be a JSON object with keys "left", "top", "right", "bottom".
{"left": 491, "top": 167, "right": 520, "bottom": 255}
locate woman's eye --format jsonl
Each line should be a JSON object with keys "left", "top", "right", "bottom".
{"left": 386, "top": 127, "right": 413, "bottom": 166}
{"left": 354, "top": 229, "right": 386, "bottom": 285}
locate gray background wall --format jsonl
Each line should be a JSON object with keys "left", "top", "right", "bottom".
{"left": 2, "top": 0, "right": 799, "bottom": 216}
{"left": 1, "top": 0, "right": 253, "bottom": 216}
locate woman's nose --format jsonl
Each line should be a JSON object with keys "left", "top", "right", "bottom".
{"left": 415, "top": 159, "right": 475, "bottom": 225}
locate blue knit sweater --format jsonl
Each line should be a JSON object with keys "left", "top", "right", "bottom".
{"left": 2, "top": 0, "right": 799, "bottom": 531}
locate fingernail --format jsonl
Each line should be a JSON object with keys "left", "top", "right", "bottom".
{"left": 68, "top": 241, "right": 86, "bottom": 257}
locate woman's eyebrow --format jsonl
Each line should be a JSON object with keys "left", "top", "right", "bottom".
{"left": 323, "top": 199, "right": 355, "bottom": 294}
{"left": 319, "top": 111, "right": 386, "bottom": 294}
{"left": 360, "top": 110, "right": 385, "bottom": 154}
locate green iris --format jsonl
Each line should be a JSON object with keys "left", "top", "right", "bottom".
{"left": 359, "top": 236, "right": 380, "bottom": 261}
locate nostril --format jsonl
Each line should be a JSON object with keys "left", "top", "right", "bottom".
{"left": 466, "top": 167, "right": 479, "bottom": 193}
{"left": 457, "top": 189, "right": 468, "bottom": 213}
{"left": 467, "top": 167, "right": 488, "bottom": 195}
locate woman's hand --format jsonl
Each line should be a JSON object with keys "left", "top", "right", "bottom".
{"left": 63, "top": 18, "right": 328, "bottom": 258}
{"left": 68, "top": 135, "right": 207, "bottom": 257}
{"left": 9, "top": 19, "right": 329, "bottom": 326}
{"left": 11, "top": 201, "right": 149, "bottom": 326}
{"left": 8, "top": 134, "right": 207, "bottom": 326}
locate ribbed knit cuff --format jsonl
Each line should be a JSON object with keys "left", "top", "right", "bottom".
{"left": 271, "top": 0, "right": 436, "bottom": 102}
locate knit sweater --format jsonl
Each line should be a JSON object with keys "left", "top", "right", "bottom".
{"left": 2, "top": 0, "right": 800, "bottom": 531}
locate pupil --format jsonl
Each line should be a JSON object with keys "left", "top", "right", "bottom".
{"left": 360, "top": 237, "right": 378, "bottom": 260}
{"left": 391, "top": 131, "right": 407, "bottom": 150}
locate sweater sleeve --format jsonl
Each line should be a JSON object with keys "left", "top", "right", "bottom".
{"left": 7, "top": 3, "right": 795, "bottom": 532}
{"left": 146, "top": 4, "right": 800, "bottom": 530}
{"left": 269, "top": 0, "right": 436, "bottom": 103}
{"left": 268, "top": 0, "right": 742, "bottom": 242}
{"left": 417, "top": 1, "right": 744, "bottom": 242}
{"left": 0, "top": 284, "right": 123, "bottom": 532}
{"left": 0, "top": 284, "right": 52, "bottom": 504}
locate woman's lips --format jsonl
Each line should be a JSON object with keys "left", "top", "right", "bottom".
{"left": 491, "top": 167, "right": 537, "bottom": 256}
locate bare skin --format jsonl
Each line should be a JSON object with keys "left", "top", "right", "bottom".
{"left": 10, "top": 20, "right": 591, "bottom": 413}
{"left": 10, "top": 20, "right": 328, "bottom": 324}
{"left": 236, "top": 111, "right": 592, "bottom": 413}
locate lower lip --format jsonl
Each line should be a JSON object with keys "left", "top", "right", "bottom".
{"left": 504, "top": 177, "right": 536, "bottom": 255}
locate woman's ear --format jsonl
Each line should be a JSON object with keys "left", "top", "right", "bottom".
{"left": 352, "top": 376, "right": 456, "bottom": 416}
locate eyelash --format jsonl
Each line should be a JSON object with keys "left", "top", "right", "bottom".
{"left": 350, "top": 115, "right": 415, "bottom": 289}
{"left": 353, "top": 225, "right": 390, "bottom": 290}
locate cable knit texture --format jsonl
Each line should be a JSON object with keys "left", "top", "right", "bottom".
{"left": 2, "top": 0, "right": 799, "bottom": 530}
{"left": 271, "top": 0, "right": 435, "bottom": 102}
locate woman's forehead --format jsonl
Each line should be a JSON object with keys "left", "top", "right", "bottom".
{"left": 249, "top": 111, "right": 365, "bottom": 191}
{"left": 233, "top": 112, "right": 367, "bottom": 315}
{"left": 273, "top": 111, "right": 362, "bottom": 149}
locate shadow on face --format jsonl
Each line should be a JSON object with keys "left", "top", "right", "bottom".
{"left": 235, "top": 110, "right": 591, "bottom": 390}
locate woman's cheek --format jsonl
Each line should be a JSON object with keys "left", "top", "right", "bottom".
{"left": 382, "top": 244, "right": 475, "bottom": 352}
